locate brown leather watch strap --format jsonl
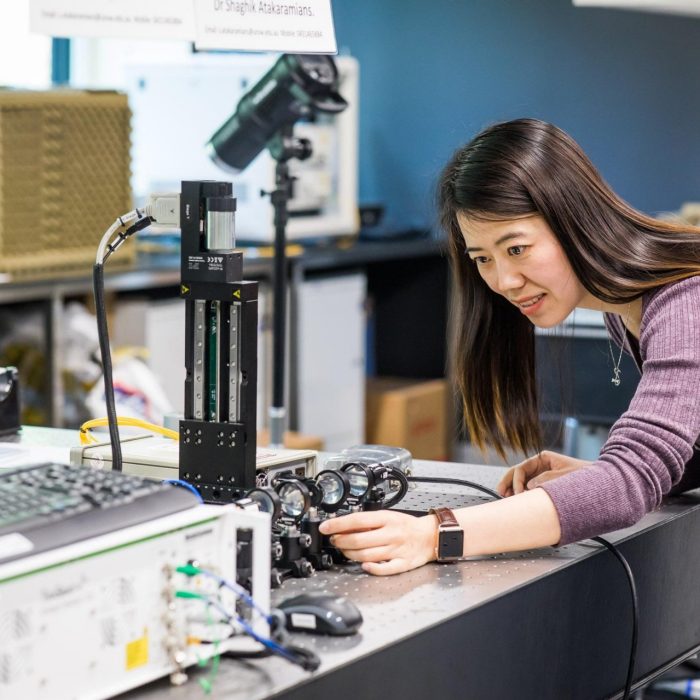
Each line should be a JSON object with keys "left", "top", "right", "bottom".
{"left": 429, "top": 507, "right": 460, "bottom": 528}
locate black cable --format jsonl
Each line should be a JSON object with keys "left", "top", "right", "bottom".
{"left": 407, "top": 474, "right": 637, "bottom": 700}
{"left": 279, "top": 644, "right": 321, "bottom": 672}
{"left": 406, "top": 475, "right": 502, "bottom": 501}
{"left": 222, "top": 610, "right": 321, "bottom": 672}
{"left": 102, "top": 230, "right": 129, "bottom": 262}
{"left": 92, "top": 262, "right": 122, "bottom": 472}
{"left": 92, "top": 215, "right": 153, "bottom": 473}
{"left": 340, "top": 462, "right": 409, "bottom": 510}
{"left": 103, "top": 215, "right": 151, "bottom": 262}
{"left": 592, "top": 535, "right": 638, "bottom": 700}
{"left": 222, "top": 644, "right": 320, "bottom": 672}
{"left": 378, "top": 466, "right": 410, "bottom": 509}
{"left": 222, "top": 648, "right": 271, "bottom": 660}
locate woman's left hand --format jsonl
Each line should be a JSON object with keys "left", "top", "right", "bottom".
{"left": 496, "top": 450, "right": 591, "bottom": 497}
{"left": 318, "top": 510, "right": 438, "bottom": 576}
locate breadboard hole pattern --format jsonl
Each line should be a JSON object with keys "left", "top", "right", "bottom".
{"left": 0, "top": 91, "right": 133, "bottom": 276}
{"left": 271, "top": 461, "right": 581, "bottom": 656}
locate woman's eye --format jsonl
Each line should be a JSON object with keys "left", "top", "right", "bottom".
{"left": 508, "top": 245, "right": 526, "bottom": 256}
{"left": 472, "top": 256, "right": 489, "bottom": 265}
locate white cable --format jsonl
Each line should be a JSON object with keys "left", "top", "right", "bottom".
{"left": 94, "top": 194, "right": 180, "bottom": 265}
{"left": 95, "top": 209, "right": 145, "bottom": 264}
{"left": 95, "top": 217, "right": 126, "bottom": 264}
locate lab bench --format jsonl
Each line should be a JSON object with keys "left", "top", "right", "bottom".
{"left": 8, "top": 427, "right": 699, "bottom": 699}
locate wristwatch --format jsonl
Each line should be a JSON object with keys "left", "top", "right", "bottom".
{"left": 429, "top": 507, "right": 464, "bottom": 562}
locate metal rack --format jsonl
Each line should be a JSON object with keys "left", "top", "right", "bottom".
{"left": 0, "top": 237, "right": 447, "bottom": 428}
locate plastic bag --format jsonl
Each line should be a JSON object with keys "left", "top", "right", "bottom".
{"left": 87, "top": 352, "right": 174, "bottom": 425}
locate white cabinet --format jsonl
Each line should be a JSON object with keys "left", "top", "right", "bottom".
{"left": 113, "top": 298, "right": 186, "bottom": 413}
{"left": 296, "top": 273, "right": 366, "bottom": 452}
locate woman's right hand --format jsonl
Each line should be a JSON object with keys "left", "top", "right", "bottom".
{"left": 496, "top": 450, "right": 591, "bottom": 497}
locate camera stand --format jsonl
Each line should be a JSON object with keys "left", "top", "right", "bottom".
{"left": 262, "top": 125, "right": 312, "bottom": 448}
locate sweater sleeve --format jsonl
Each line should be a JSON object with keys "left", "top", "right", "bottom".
{"left": 540, "top": 276, "right": 700, "bottom": 545}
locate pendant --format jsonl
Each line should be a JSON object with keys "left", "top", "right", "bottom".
{"left": 611, "top": 369, "right": 621, "bottom": 386}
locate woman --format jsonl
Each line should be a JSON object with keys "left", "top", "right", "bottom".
{"left": 319, "top": 118, "right": 700, "bottom": 576}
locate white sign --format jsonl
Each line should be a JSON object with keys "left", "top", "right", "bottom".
{"left": 29, "top": 0, "right": 338, "bottom": 53}
{"left": 194, "top": 0, "right": 337, "bottom": 53}
{"left": 30, "top": 0, "right": 197, "bottom": 40}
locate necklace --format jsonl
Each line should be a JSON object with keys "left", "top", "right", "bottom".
{"left": 608, "top": 302, "right": 632, "bottom": 387}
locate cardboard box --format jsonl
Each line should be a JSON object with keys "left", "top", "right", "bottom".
{"left": 366, "top": 378, "right": 449, "bottom": 461}
{"left": 257, "top": 429, "right": 324, "bottom": 451}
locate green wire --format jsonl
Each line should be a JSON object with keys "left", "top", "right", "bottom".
{"left": 198, "top": 605, "right": 221, "bottom": 694}
{"left": 175, "top": 563, "right": 270, "bottom": 621}
{"left": 174, "top": 589, "right": 222, "bottom": 694}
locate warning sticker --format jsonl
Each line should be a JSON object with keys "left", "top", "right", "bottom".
{"left": 126, "top": 629, "right": 149, "bottom": 670}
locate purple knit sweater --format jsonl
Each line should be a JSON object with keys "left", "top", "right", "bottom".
{"left": 540, "top": 275, "right": 700, "bottom": 545}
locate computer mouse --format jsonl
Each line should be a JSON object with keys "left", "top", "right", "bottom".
{"left": 277, "top": 592, "right": 363, "bottom": 636}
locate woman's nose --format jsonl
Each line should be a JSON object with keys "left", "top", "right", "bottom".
{"left": 494, "top": 261, "right": 525, "bottom": 294}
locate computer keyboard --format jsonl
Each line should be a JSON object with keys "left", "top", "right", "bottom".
{"left": 0, "top": 462, "right": 200, "bottom": 564}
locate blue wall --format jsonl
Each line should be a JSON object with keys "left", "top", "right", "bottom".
{"left": 332, "top": 1, "right": 700, "bottom": 232}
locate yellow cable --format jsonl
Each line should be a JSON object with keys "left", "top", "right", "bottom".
{"left": 79, "top": 417, "right": 179, "bottom": 445}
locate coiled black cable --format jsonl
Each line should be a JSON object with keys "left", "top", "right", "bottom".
{"left": 379, "top": 465, "right": 410, "bottom": 509}
{"left": 340, "top": 461, "right": 410, "bottom": 510}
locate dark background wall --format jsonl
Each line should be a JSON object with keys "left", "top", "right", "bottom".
{"left": 331, "top": 1, "right": 700, "bottom": 232}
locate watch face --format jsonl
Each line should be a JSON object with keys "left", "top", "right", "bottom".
{"left": 438, "top": 530, "right": 464, "bottom": 560}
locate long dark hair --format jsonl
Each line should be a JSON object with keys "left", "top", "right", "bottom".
{"left": 439, "top": 118, "right": 700, "bottom": 458}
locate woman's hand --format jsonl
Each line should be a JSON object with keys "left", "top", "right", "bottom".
{"left": 496, "top": 450, "right": 591, "bottom": 497}
{"left": 318, "top": 510, "right": 438, "bottom": 576}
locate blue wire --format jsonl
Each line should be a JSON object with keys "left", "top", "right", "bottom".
{"left": 202, "top": 596, "right": 299, "bottom": 665}
{"left": 164, "top": 479, "right": 204, "bottom": 503}
{"left": 236, "top": 616, "right": 299, "bottom": 664}
{"left": 196, "top": 567, "right": 272, "bottom": 623}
